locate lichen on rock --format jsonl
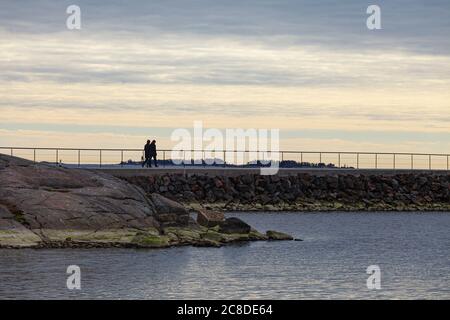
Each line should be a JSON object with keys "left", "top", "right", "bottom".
{"left": 131, "top": 231, "right": 171, "bottom": 248}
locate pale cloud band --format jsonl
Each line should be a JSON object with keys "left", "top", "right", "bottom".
{"left": 0, "top": 0, "right": 449, "bottom": 153}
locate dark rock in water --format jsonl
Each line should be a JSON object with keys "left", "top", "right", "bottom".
{"left": 219, "top": 217, "right": 251, "bottom": 234}
{"left": 196, "top": 209, "right": 224, "bottom": 228}
{"left": 266, "top": 230, "right": 294, "bottom": 240}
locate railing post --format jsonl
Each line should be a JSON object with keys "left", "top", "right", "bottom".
{"left": 99, "top": 150, "right": 102, "bottom": 168}
{"left": 338, "top": 153, "right": 341, "bottom": 168}
{"left": 163, "top": 150, "right": 166, "bottom": 168}
{"left": 56, "top": 149, "right": 58, "bottom": 165}
{"left": 357, "top": 153, "right": 359, "bottom": 169}
{"left": 33, "top": 149, "right": 36, "bottom": 163}
{"left": 10, "top": 148, "right": 13, "bottom": 156}
{"left": 223, "top": 151, "right": 226, "bottom": 167}
{"left": 393, "top": 154, "right": 396, "bottom": 170}
{"left": 78, "top": 150, "right": 80, "bottom": 167}
{"left": 301, "top": 152, "right": 303, "bottom": 165}
{"left": 319, "top": 152, "right": 322, "bottom": 163}
{"left": 411, "top": 154, "right": 413, "bottom": 170}
{"left": 375, "top": 154, "right": 378, "bottom": 169}
{"left": 429, "top": 154, "right": 431, "bottom": 170}
{"left": 447, "top": 155, "right": 449, "bottom": 171}
{"left": 121, "top": 150, "right": 123, "bottom": 167}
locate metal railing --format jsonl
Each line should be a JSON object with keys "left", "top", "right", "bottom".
{"left": 1, "top": 146, "right": 449, "bottom": 170}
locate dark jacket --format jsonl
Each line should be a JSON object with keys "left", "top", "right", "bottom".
{"left": 149, "top": 142, "right": 157, "bottom": 156}
{"left": 144, "top": 143, "right": 151, "bottom": 158}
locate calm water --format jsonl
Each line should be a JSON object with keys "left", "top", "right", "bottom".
{"left": 0, "top": 212, "right": 449, "bottom": 299}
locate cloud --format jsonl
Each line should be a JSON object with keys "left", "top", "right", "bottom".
{"left": 1, "top": 31, "right": 450, "bottom": 87}
{"left": 1, "top": 0, "right": 450, "bottom": 87}
{"left": 2, "top": 0, "right": 450, "bottom": 52}
{"left": 0, "top": 0, "right": 449, "bottom": 150}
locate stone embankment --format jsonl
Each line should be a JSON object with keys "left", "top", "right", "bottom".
{"left": 123, "top": 172, "right": 450, "bottom": 212}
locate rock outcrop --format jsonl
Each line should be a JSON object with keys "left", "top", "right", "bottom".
{"left": 150, "top": 193, "right": 190, "bottom": 227}
{"left": 219, "top": 217, "right": 252, "bottom": 234}
{"left": 196, "top": 209, "right": 225, "bottom": 227}
{"left": 266, "top": 230, "right": 294, "bottom": 241}
{"left": 0, "top": 155, "right": 292, "bottom": 248}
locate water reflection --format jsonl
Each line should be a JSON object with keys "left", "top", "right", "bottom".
{"left": 0, "top": 212, "right": 449, "bottom": 299}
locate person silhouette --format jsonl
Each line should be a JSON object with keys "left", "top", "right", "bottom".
{"left": 142, "top": 140, "right": 151, "bottom": 168}
{"left": 149, "top": 140, "right": 158, "bottom": 167}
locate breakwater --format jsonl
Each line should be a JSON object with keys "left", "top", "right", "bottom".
{"left": 122, "top": 171, "right": 450, "bottom": 211}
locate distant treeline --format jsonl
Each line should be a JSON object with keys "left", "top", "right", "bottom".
{"left": 120, "top": 159, "right": 349, "bottom": 169}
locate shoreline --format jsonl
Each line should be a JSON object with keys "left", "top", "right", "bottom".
{"left": 3, "top": 209, "right": 448, "bottom": 250}
{"left": 184, "top": 202, "right": 450, "bottom": 213}
{"left": 1, "top": 155, "right": 448, "bottom": 249}
{"left": 0, "top": 226, "right": 291, "bottom": 249}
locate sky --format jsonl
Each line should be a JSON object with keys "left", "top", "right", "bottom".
{"left": 0, "top": 0, "right": 449, "bottom": 154}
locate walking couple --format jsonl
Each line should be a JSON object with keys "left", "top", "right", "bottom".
{"left": 142, "top": 139, "right": 158, "bottom": 168}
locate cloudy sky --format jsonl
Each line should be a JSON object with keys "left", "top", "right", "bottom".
{"left": 1, "top": 0, "right": 449, "bottom": 155}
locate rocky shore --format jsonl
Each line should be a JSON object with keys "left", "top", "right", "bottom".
{"left": 2, "top": 153, "right": 448, "bottom": 248}
{"left": 0, "top": 155, "right": 292, "bottom": 249}
{"left": 124, "top": 172, "right": 450, "bottom": 212}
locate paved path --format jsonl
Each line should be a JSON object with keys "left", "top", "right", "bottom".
{"left": 86, "top": 166, "right": 449, "bottom": 177}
